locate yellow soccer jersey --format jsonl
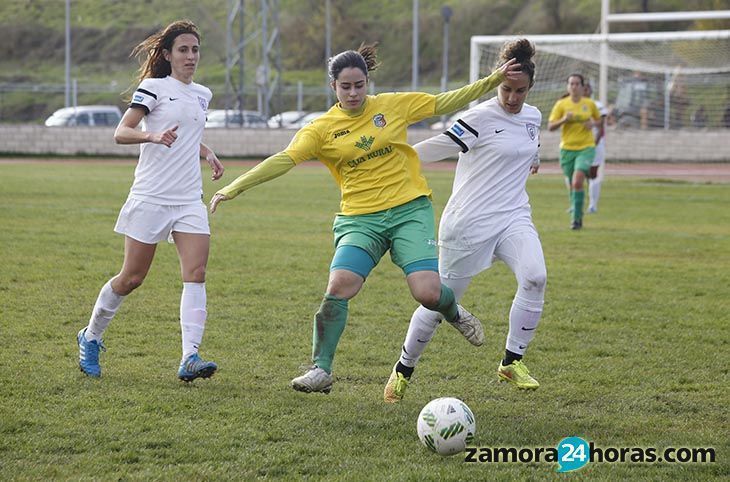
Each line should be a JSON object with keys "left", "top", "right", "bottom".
{"left": 285, "top": 93, "right": 436, "bottom": 215}
{"left": 549, "top": 97, "right": 601, "bottom": 150}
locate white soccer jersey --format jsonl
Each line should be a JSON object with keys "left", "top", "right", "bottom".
{"left": 592, "top": 99, "right": 608, "bottom": 148}
{"left": 128, "top": 76, "right": 211, "bottom": 204}
{"left": 437, "top": 97, "right": 541, "bottom": 250}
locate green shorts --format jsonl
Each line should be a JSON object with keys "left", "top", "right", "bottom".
{"left": 332, "top": 196, "right": 438, "bottom": 273}
{"left": 560, "top": 147, "right": 596, "bottom": 179}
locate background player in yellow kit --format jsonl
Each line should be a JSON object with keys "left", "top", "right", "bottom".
{"left": 210, "top": 42, "right": 521, "bottom": 394}
{"left": 548, "top": 73, "right": 601, "bottom": 230}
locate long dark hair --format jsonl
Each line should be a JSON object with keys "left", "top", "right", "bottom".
{"left": 327, "top": 42, "right": 381, "bottom": 81}
{"left": 131, "top": 20, "right": 201, "bottom": 83}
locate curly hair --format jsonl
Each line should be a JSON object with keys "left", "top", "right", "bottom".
{"left": 497, "top": 38, "right": 536, "bottom": 87}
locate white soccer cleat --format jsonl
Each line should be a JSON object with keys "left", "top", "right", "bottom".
{"left": 447, "top": 305, "right": 485, "bottom": 346}
{"left": 291, "top": 366, "right": 334, "bottom": 394}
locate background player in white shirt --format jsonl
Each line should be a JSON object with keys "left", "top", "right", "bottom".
{"left": 384, "top": 38, "right": 545, "bottom": 402}
{"left": 584, "top": 81, "right": 608, "bottom": 213}
{"left": 76, "top": 20, "right": 224, "bottom": 382}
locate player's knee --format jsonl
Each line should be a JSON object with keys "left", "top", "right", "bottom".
{"left": 523, "top": 269, "right": 547, "bottom": 292}
{"left": 412, "top": 285, "right": 441, "bottom": 308}
{"left": 326, "top": 275, "right": 362, "bottom": 300}
{"left": 116, "top": 274, "right": 145, "bottom": 293}
{"left": 186, "top": 265, "right": 206, "bottom": 283}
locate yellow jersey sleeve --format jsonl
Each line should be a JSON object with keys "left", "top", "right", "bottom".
{"left": 215, "top": 152, "right": 295, "bottom": 199}
{"left": 284, "top": 123, "right": 323, "bottom": 165}
{"left": 434, "top": 69, "right": 505, "bottom": 115}
{"left": 548, "top": 99, "right": 566, "bottom": 123}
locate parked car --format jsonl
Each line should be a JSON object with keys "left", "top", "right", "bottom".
{"left": 289, "top": 111, "right": 326, "bottom": 129}
{"left": 268, "top": 110, "right": 307, "bottom": 128}
{"left": 44, "top": 105, "right": 122, "bottom": 127}
{"left": 205, "top": 109, "right": 268, "bottom": 128}
{"left": 430, "top": 110, "right": 467, "bottom": 131}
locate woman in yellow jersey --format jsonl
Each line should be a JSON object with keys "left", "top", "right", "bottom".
{"left": 548, "top": 73, "right": 601, "bottom": 230}
{"left": 209, "top": 43, "right": 521, "bottom": 394}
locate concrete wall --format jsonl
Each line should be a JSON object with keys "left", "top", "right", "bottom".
{"left": 1, "top": 125, "right": 728, "bottom": 162}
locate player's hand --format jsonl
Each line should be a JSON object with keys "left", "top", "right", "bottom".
{"left": 206, "top": 153, "right": 224, "bottom": 181}
{"left": 530, "top": 164, "right": 540, "bottom": 174}
{"left": 498, "top": 58, "right": 522, "bottom": 80}
{"left": 564, "top": 112, "right": 574, "bottom": 123}
{"left": 209, "top": 193, "right": 229, "bottom": 214}
{"left": 150, "top": 125, "right": 179, "bottom": 147}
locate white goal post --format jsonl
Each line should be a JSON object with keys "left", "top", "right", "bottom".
{"left": 470, "top": 30, "right": 730, "bottom": 162}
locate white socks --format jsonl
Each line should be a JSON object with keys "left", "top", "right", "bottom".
{"left": 180, "top": 282, "right": 207, "bottom": 359}
{"left": 85, "top": 280, "right": 125, "bottom": 342}
{"left": 589, "top": 178, "right": 602, "bottom": 211}
{"left": 399, "top": 277, "right": 472, "bottom": 368}
{"left": 505, "top": 293, "right": 543, "bottom": 355}
{"left": 399, "top": 305, "right": 443, "bottom": 368}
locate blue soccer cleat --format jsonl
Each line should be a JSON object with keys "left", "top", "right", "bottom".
{"left": 177, "top": 353, "right": 218, "bottom": 382}
{"left": 77, "top": 328, "right": 105, "bottom": 377}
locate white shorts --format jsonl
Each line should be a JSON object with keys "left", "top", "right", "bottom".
{"left": 439, "top": 219, "right": 540, "bottom": 279}
{"left": 114, "top": 198, "right": 210, "bottom": 244}
{"left": 592, "top": 140, "right": 606, "bottom": 167}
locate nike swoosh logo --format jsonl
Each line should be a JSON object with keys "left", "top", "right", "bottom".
{"left": 495, "top": 129, "right": 505, "bottom": 133}
{"left": 169, "top": 97, "right": 178, "bottom": 101}
{"left": 521, "top": 326, "right": 536, "bottom": 331}
{"left": 519, "top": 345, "right": 527, "bottom": 349}
{"left": 416, "top": 339, "right": 429, "bottom": 343}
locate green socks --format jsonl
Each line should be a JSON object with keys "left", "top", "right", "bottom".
{"left": 312, "top": 294, "right": 349, "bottom": 373}
{"left": 424, "top": 284, "right": 459, "bottom": 323}
{"left": 571, "top": 190, "right": 585, "bottom": 221}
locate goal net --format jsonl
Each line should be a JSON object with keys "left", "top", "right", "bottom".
{"left": 470, "top": 31, "right": 730, "bottom": 162}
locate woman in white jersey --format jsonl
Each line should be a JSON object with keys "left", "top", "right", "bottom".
{"left": 76, "top": 20, "right": 224, "bottom": 382}
{"left": 584, "top": 81, "right": 608, "bottom": 213}
{"left": 384, "top": 38, "right": 545, "bottom": 402}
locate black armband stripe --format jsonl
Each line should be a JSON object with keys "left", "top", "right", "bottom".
{"left": 136, "top": 88, "right": 157, "bottom": 99}
{"left": 129, "top": 103, "right": 150, "bottom": 115}
{"left": 444, "top": 131, "right": 469, "bottom": 153}
{"left": 456, "top": 119, "right": 479, "bottom": 137}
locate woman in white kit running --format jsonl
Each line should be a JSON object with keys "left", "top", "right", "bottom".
{"left": 76, "top": 20, "right": 225, "bottom": 382}
{"left": 584, "top": 81, "right": 608, "bottom": 213}
{"left": 384, "top": 38, "right": 546, "bottom": 402}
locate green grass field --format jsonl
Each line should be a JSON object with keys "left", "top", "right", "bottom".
{"left": 1, "top": 161, "right": 728, "bottom": 481}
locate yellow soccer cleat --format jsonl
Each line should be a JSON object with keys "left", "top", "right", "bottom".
{"left": 384, "top": 367, "right": 410, "bottom": 403}
{"left": 497, "top": 360, "right": 539, "bottom": 390}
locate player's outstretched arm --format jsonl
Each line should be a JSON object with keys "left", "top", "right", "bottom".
{"left": 209, "top": 152, "right": 296, "bottom": 213}
{"left": 433, "top": 58, "right": 521, "bottom": 116}
{"left": 414, "top": 133, "right": 462, "bottom": 163}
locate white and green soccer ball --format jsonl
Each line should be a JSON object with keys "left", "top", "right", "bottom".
{"left": 416, "top": 397, "right": 476, "bottom": 456}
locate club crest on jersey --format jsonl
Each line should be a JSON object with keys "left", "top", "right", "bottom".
{"left": 525, "top": 123, "right": 537, "bottom": 141}
{"left": 373, "top": 113, "right": 387, "bottom": 128}
{"left": 355, "top": 135, "right": 375, "bottom": 151}
{"left": 198, "top": 96, "right": 208, "bottom": 111}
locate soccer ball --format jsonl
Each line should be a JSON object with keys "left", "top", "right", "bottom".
{"left": 416, "top": 397, "right": 476, "bottom": 456}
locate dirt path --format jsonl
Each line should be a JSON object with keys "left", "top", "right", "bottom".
{"left": 2, "top": 157, "right": 729, "bottom": 183}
